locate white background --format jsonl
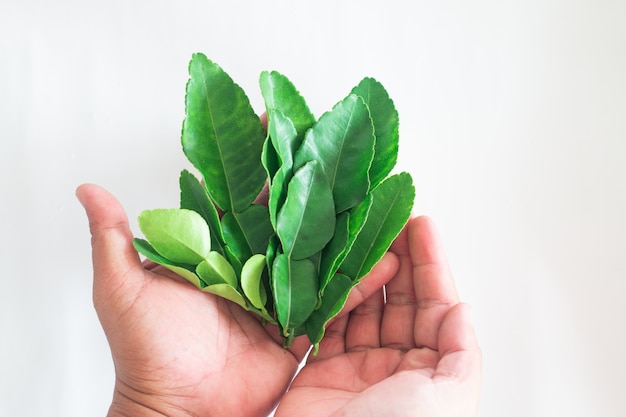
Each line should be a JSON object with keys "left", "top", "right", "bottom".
{"left": 2, "top": 0, "right": 625, "bottom": 416}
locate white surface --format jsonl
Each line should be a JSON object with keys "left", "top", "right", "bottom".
{"left": 2, "top": 1, "right": 625, "bottom": 416}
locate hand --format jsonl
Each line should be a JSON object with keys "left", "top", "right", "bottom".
{"left": 274, "top": 216, "right": 482, "bottom": 417}
{"left": 76, "top": 183, "right": 399, "bottom": 417}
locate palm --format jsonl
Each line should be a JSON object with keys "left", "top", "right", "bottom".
{"left": 77, "top": 183, "right": 400, "bottom": 417}
{"left": 275, "top": 216, "right": 482, "bottom": 417}
{"left": 105, "top": 264, "right": 302, "bottom": 417}
{"left": 276, "top": 336, "right": 459, "bottom": 416}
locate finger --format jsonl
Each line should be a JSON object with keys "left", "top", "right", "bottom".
{"left": 380, "top": 221, "right": 417, "bottom": 349}
{"left": 345, "top": 289, "right": 384, "bottom": 351}
{"left": 310, "top": 313, "right": 349, "bottom": 361}
{"left": 339, "top": 251, "right": 399, "bottom": 317}
{"left": 434, "top": 303, "right": 482, "bottom": 386}
{"left": 76, "top": 184, "right": 145, "bottom": 321}
{"left": 409, "top": 216, "right": 459, "bottom": 350}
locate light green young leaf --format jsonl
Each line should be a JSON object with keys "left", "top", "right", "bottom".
{"left": 137, "top": 208, "right": 211, "bottom": 265}
{"left": 294, "top": 94, "right": 375, "bottom": 213}
{"left": 196, "top": 251, "right": 238, "bottom": 288}
{"left": 240, "top": 254, "right": 268, "bottom": 311}
{"left": 133, "top": 238, "right": 203, "bottom": 288}
{"left": 201, "top": 284, "right": 248, "bottom": 309}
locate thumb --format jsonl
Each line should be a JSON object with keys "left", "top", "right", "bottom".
{"left": 76, "top": 183, "right": 145, "bottom": 316}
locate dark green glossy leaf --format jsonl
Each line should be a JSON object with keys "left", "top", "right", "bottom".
{"left": 133, "top": 238, "right": 202, "bottom": 288}
{"left": 221, "top": 204, "right": 273, "bottom": 264}
{"left": 268, "top": 110, "right": 299, "bottom": 172}
{"left": 318, "top": 194, "right": 371, "bottom": 293}
{"left": 268, "top": 166, "right": 288, "bottom": 228}
{"left": 340, "top": 172, "right": 415, "bottom": 280}
{"left": 276, "top": 160, "right": 336, "bottom": 260}
{"left": 196, "top": 252, "right": 238, "bottom": 288}
{"left": 264, "top": 235, "right": 280, "bottom": 316}
{"left": 137, "top": 208, "right": 211, "bottom": 265}
{"left": 136, "top": 53, "right": 415, "bottom": 348}
{"left": 265, "top": 234, "right": 279, "bottom": 275}
{"left": 260, "top": 70, "right": 315, "bottom": 141}
{"left": 318, "top": 212, "right": 349, "bottom": 294}
{"left": 305, "top": 273, "right": 352, "bottom": 348}
{"left": 266, "top": 112, "right": 299, "bottom": 228}
{"left": 294, "top": 94, "right": 375, "bottom": 213}
{"left": 224, "top": 245, "right": 243, "bottom": 278}
{"left": 262, "top": 133, "right": 280, "bottom": 184}
{"left": 179, "top": 169, "right": 225, "bottom": 255}
{"left": 351, "top": 78, "right": 399, "bottom": 190}
{"left": 272, "top": 254, "right": 319, "bottom": 337}
{"left": 182, "top": 53, "right": 266, "bottom": 212}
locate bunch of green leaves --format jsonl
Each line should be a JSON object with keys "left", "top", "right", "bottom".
{"left": 133, "top": 53, "right": 415, "bottom": 348}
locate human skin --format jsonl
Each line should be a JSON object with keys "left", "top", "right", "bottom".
{"left": 274, "top": 216, "right": 482, "bottom": 417}
{"left": 76, "top": 183, "right": 400, "bottom": 417}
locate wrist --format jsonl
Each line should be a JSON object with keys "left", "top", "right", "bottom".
{"left": 107, "top": 383, "right": 189, "bottom": 417}
{"left": 107, "top": 399, "right": 162, "bottom": 417}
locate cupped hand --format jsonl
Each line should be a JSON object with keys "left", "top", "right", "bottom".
{"left": 274, "top": 216, "right": 482, "bottom": 417}
{"left": 76, "top": 183, "right": 398, "bottom": 417}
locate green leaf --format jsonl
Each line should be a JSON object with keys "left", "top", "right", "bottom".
{"left": 201, "top": 284, "right": 248, "bottom": 309}
{"left": 265, "top": 234, "right": 279, "bottom": 277}
{"left": 137, "top": 208, "right": 211, "bottom": 265}
{"left": 294, "top": 94, "right": 375, "bottom": 213}
{"left": 224, "top": 245, "right": 244, "bottom": 278}
{"left": 305, "top": 273, "right": 352, "bottom": 347}
{"left": 196, "top": 251, "right": 238, "bottom": 288}
{"left": 221, "top": 204, "right": 273, "bottom": 264}
{"left": 179, "top": 169, "right": 225, "bottom": 255}
{"left": 276, "top": 160, "right": 336, "bottom": 260}
{"left": 133, "top": 238, "right": 203, "bottom": 288}
{"left": 268, "top": 110, "right": 299, "bottom": 173}
{"left": 181, "top": 53, "right": 266, "bottom": 212}
{"left": 272, "top": 254, "right": 319, "bottom": 336}
{"left": 340, "top": 173, "right": 415, "bottom": 280}
{"left": 266, "top": 112, "right": 299, "bottom": 228}
{"left": 319, "top": 194, "right": 373, "bottom": 293}
{"left": 240, "top": 254, "right": 268, "bottom": 311}
{"left": 351, "top": 77, "right": 399, "bottom": 190}
{"left": 318, "top": 212, "right": 349, "bottom": 293}
{"left": 260, "top": 70, "right": 315, "bottom": 141}
{"left": 268, "top": 166, "right": 289, "bottom": 228}
{"left": 262, "top": 133, "right": 280, "bottom": 184}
